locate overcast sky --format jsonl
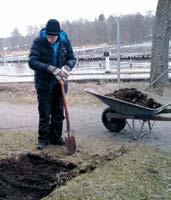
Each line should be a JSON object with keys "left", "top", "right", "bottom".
{"left": 1, "top": 0, "right": 158, "bottom": 38}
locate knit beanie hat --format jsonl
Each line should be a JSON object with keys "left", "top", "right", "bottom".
{"left": 45, "top": 19, "right": 60, "bottom": 36}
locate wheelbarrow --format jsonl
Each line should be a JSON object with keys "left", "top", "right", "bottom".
{"left": 85, "top": 89, "right": 171, "bottom": 140}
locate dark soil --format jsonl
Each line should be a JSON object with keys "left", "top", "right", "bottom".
{"left": 0, "top": 149, "right": 127, "bottom": 200}
{"left": 0, "top": 153, "right": 77, "bottom": 200}
{"left": 106, "top": 88, "right": 162, "bottom": 109}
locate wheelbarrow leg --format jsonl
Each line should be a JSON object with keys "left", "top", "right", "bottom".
{"left": 139, "top": 120, "right": 145, "bottom": 133}
{"left": 132, "top": 119, "right": 135, "bottom": 139}
{"left": 147, "top": 120, "right": 151, "bottom": 130}
{"left": 126, "top": 118, "right": 137, "bottom": 139}
{"left": 127, "top": 119, "right": 149, "bottom": 140}
{"left": 126, "top": 119, "right": 133, "bottom": 132}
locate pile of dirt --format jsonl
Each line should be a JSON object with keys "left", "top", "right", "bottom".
{"left": 106, "top": 88, "right": 162, "bottom": 109}
{"left": 0, "top": 148, "right": 127, "bottom": 199}
{"left": 0, "top": 153, "right": 77, "bottom": 200}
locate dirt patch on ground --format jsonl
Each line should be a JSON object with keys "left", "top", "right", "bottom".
{"left": 0, "top": 153, "right": 77, "bottom": 200}
{"left": 106, "top": 88, "right": 162, "bottom": 108}
{"left": 0, "top": 83, "right": 36, "bottom": 104}
{"left": 0, "top": 83, "right": 35, "bottom": 95}
{"left": 0, "top": 147, "right": 127, "bottom": 200}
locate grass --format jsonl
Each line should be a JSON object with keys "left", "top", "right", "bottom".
{"left": 0, "top": 81, "right": 171, "bottom": 105}
{"left": 0, "top": 131, "right": 170, "bottom": 200}
{"left": 0, "top": 82, "right": 103, "bottom": 106}
{"left": 44, "top": 147, "right": 171, "bottom": 200}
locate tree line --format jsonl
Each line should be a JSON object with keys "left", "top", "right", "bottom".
{"left": 0, "top": 12, "right": 154, "bottom": 53}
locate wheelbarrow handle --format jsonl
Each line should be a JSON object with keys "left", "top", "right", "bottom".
{"left": 58, "top": 80, "right": 70, "bottom": 131}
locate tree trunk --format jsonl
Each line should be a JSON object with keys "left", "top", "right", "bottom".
{"left": 149, "top": 0, "right": 171, "bottom": 96}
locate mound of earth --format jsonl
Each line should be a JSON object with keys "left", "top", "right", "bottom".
{"left": 0, "top": 153, "right": 77, "bottom": 200}
{"left": 106, "top": 88, "right": 161, "bottom": 109}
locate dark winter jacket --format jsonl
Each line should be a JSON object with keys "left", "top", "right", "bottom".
{"left": 28, "top": 29, "right": 76, "bottom": 92}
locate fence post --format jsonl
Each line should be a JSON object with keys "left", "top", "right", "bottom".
{"left": 104, "top": 51, "right": 110, "bottom": 73}
{"left": 117, "top": 18, "right": 121, "bottom": 84}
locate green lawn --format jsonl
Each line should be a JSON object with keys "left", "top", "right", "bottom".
{"left": 44, "top": 147, "right": 171, "bottom": 200}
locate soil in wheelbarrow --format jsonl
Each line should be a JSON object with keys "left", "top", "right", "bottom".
{"left": 106, "top": 88, "right": 162, "bottom": 109}
{"left": 0, "top": 153, "right": 77, "bottom": 200}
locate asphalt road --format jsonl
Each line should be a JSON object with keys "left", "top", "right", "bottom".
{"left": 0, "top": 102, "right": 171, "bottom": 152}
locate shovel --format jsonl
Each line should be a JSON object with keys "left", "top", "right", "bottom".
{"left": 59, "top": 80, "right": 76, "bottom": 155}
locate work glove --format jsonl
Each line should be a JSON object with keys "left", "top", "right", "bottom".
{"left": 61, "top": 65, "right": 71, "bottom": 81}
{"left": 47, "top": 65, "right": 62, "bottom": 80}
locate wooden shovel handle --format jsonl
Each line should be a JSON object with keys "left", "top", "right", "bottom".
{"left": 58, "top": 80, "right": 70, "bottom": 131}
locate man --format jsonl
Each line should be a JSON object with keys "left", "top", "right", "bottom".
{"left": 29, "top": 19, "right": 76, "bottom": 150}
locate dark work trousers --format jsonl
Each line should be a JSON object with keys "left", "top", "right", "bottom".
{"left": 36, "top": 81, "right": 68, "bottom": 144}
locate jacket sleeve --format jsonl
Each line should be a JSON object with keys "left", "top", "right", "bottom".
{"left": 65, "top": 39, "right": 76, "bottom": 70}
{"left": 28, "top": 38, "right": 49, "bottom": 72}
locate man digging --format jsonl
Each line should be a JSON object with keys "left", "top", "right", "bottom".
{"left": 29, "top": 19, "right": 76, "bottom": 150}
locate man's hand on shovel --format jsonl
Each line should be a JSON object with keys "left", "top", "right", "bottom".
{"left": 61, "top": 65, "right": 71, "bottom": 81}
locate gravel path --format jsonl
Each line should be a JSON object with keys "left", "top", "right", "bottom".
{"left": 0, "top": 102, "right": 171, "bottom": 152}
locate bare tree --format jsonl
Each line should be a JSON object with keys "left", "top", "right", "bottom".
{"left": 0, "top": 13, "right": 155, "bottom": 50}
{"left": 149, "top": 0, "right": 171, "bottom": 95}
{"left": 10, "top": 27, "right": 22, "bottom": 51}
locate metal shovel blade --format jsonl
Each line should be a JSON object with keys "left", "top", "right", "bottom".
{"left": 64, "top": 130, "right": 76, "bottom": 155}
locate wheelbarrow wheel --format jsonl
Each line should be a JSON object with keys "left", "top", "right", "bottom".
{"left": 102, "top": 107, "right": 126, "bottom": 132}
